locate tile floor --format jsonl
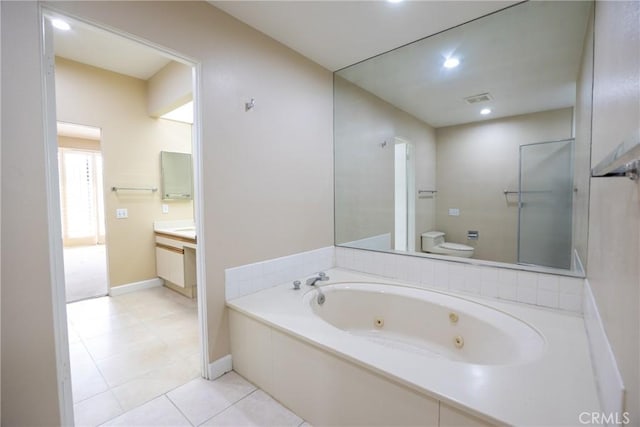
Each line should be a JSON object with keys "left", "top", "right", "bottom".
{"left": 68, "top": 286, "right": 307, "bottom": 426}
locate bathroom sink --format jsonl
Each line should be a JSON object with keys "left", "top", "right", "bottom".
{"left": 153, "top": 221, "right": 196, "bottom": 241}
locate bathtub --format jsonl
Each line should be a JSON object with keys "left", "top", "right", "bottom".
{"left": 307, "top": 282, "right": 545, "bottom": 366}
{"left": 228, "top": 268, "right": 600, "bottom": 426}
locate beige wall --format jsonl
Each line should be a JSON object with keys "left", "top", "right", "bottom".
{"left": 435, "top": 108, "right": 573, "bottom": 264}
{"left": 588, "top": 0, "right": 639, "bottom": 422}
{"left": 334, "top": 76, "right": 436, "bottom": 249}
{"left": 147, "top": 61, "right": 192, "bottom": 117}
{"left": 1, "top": 1, "right": 333, "bottom": 423}
{"left": 55, "top": 57, "right": 194, "bottom": 287}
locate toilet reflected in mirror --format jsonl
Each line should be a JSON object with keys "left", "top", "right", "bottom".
{"left": 421, "top": 231, "right": 474, "bottom": 258}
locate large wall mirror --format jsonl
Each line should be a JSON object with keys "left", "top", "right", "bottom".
{"left": 334, "top": 1, "right": 594, "bottom": 274}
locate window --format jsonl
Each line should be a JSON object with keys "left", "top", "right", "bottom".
{"left": 58, "top": 148, "right": 105, "bottom": 246}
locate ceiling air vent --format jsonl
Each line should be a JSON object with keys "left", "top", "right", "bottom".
{"left": 464, "top": 93, "right": 493, "bottom": 104}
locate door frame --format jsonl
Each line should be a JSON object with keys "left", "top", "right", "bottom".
{"left": 393, "top": 137, "right": 416, "bottom": 252}
{"left": 39, "top": 6, "right": 210, "bottom": 424}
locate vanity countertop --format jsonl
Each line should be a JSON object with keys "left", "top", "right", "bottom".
{"left": 153, "top": 220, "right": 196, "bottom": 241}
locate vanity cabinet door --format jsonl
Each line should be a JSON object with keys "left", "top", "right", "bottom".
{"left": 155, "top": 244, "right": 185, "bottom": 287}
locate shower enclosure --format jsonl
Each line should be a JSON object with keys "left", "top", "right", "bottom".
{"left": 517, "top": 139, "right": 574, "bottom": 269}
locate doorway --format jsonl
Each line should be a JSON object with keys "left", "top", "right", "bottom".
{"left": 58, "top": 123, "right": 109, "bottom": 302}
{"left": 42, "top": 10, "right": 209, "bottom": 425}
{"left": 394, "top": 137, "right": 416, "bottom": 252}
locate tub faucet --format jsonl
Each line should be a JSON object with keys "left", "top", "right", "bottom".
{"left": 306, "top": 272, "right": 328, "bottom": 305}
{"left": 306, "top": 271, "right": 329, "bottom": 287}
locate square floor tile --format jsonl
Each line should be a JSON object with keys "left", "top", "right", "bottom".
{"left": 201, "top": 390, "right": 302, "bottom": 427}
{"left": 70, "top": 343, "right": 109, "bottom": 403}
{"left": 111, "top": 358, "right": 201, "bottom": 412}
{"left": 96, "top": 339, "right": 180, "bottom": 387}
{"left": 73, "top": 390, "right": 122, "bottom": 427}
{"left": 167, "top": 372, "right": 256, "bottom": 426}
{"left": 83, "top": 325, "right": 161, "bottom": 361}
{"left": 73, "top": 312, "right": 144, "bottom": 340}
{"left": 101, "top": 395, "right": 191, "bottom": 426}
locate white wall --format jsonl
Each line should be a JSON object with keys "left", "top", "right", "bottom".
{"left": 1, "top": 1, "right": 333, "bottom": 424}
{"left": 588, "top": 0, "right": 639, "bottom": 422}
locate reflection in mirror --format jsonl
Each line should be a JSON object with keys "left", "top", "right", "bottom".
{"left": 161, "top": 151, "right": 193, "bottom": 200}
{"left": 334, "top": 1, "right": 594, "bottom": 273}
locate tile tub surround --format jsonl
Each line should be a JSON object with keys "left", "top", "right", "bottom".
{"left": 228, "top": 269, "right": 600, "bottom": 426}
{"left": 335, "top": 246, "right": 585, "bottom": 313}
{"left": 225, "top": 246, "right": 334, "bottom": 300}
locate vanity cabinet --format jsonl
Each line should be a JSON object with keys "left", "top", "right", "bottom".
{"left": 155, "top": 231, "right": 197, "bottom": 298}
{"left": 156, "top": 243, "right": 185, "bottom": 287}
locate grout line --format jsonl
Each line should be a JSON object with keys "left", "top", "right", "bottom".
{"left": 165, "top": 394, "right": 197, "bottom": 427}
{"left": 193, "top": 382, "right": 260, "bottom": 426}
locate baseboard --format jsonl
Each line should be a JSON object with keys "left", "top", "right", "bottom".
{"left": 109, "top": 277, "right": 164, "bottom": 296}
{"left": 208, "top": 354, "right": 233, "bottom": 380}
{"left": 583, "top": 279, "right": 625, "bottom": 416}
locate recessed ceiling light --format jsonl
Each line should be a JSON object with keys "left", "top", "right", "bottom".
{"left": 443, "top": 58, "right": 460, "bottom": 69}
{"left": 480, "top": 108, "right": 492, "bottom": 115}
{"left": 51, "top": 19, "right": 71, "bottom": 31}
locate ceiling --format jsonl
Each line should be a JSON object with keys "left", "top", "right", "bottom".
{"left": 51, "top": 1, "right": 589, "bottom": 130}
{"left": 51, "top": 1, "right": 518, "bottom": 79}
{"left": 336, "top": 1, "right": 592, "bottom": 128}
{"left": 211, "top": 1, "right": 518, "bottom": 71}
{"left": 53, "top": 17, "right": 171, "bottom": 80}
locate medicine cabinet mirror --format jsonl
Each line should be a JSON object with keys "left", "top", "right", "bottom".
{"left": 334, "top": 1, "right": 594, "bottom": 275}
{"left": 161, "top": 151, "right": 193, "bottom": 200}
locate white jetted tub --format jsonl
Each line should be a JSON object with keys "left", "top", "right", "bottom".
{"left": 306, "top": 282, "right": 545, "bottom": 366}
{"left": 228, "top": 269, "right": 600, "bottom": 426}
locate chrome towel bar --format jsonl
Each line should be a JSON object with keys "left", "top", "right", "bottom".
{"left": 591, "top": 130, "right": 640, "bottom": 181}
{"left": 111, "top": 186, "right": 158, "bottom": 192}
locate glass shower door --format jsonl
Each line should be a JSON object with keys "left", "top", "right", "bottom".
{"left": 518, "top": 139, "right": 574, "bottom": 269}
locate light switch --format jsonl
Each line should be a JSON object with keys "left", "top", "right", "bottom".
{"left": 162, "top": 204, "right": 169, "bottom": 214}
{"left": 448, "top": 208, "right": 460, "bottom": 216}
{"left": 116, "top": 208, "right": 128, "bottom": 219}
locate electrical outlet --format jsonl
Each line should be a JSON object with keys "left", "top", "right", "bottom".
{"left": 448, "top": 208, "right": 460, "bottom": 216}
{"left": 116, "top": 208, "right": 128, "bottom": 219}
{"left": 162, "top": 204, "right": 169, "bottom": 214}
